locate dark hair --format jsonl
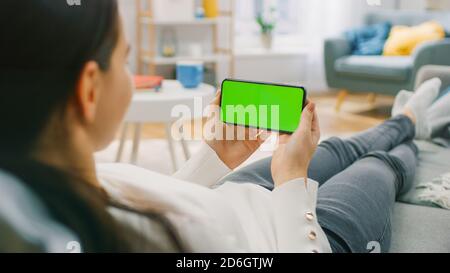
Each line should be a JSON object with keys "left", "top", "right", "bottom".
{"left": 0, "top": 1, "right": 184, "bottom": 252}
{"left": 0, "top": 0, "right": 119, "bottom": 155}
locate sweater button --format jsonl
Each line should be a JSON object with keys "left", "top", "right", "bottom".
{"left": 308, "top": 231, "right": 317, "bottom": 240}
{"left": 305, "top": 212, "right": 314, "bottom": 221}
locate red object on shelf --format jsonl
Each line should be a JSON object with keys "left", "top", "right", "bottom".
{"left": 134, "top": 75, "right": 164, "bottom": 90}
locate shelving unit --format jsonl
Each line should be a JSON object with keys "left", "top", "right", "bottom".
{"left": 135, "top": 0, "right": 235, "bottom": 82}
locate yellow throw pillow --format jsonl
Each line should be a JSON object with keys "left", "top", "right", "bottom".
{"left": 383, "top": 21, "right": 445, "bottom": 56}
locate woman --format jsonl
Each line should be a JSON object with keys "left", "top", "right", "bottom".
{"left": 0, "top": 0, "right": 181, "bottom": 252}
{"left": 1, "top": 1, "right": 448, "bottom": 253}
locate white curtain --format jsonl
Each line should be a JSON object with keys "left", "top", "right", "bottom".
{"left": 298, "top": 0, "right": 373, "bottom": 91}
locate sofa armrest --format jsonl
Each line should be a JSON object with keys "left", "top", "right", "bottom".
{"left": 324, "top": 37, "right": 352, "bottom": 87}
{"left": 415, "top": 65, "right": 450, "bottom": 90}
{"left": 413, "top": 39, "right": 450, "bottom": 69}
{"left": 324, "top": 37, "right": 352, "bottom": 65}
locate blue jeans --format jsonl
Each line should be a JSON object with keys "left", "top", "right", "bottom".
{"left": 218, "top": 115, "right": 418, "bottom": 253}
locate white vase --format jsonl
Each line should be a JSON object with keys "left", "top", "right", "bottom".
{"left": 152, "top": 0, "right": 195, "bottom": 22}
{"left": 261, "top": 32, "right": 274, "bottom": 50}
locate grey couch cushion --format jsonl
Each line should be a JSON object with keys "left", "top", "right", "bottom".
{"left": 392, "top": 140, "right": 450, "bottom": 253}
{"left": 390, "top": 203, "right": 450, "bottom": 253}
{"left": 399, "top": 141, "right": 450, "bottom": 207}
{"left": 335, "top": 56, "right": 413, "bottom": 81}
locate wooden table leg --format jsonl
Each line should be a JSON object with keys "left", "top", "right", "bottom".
{"left": 180, "top": 137, "right": 191, "bottom": 161}
{"left": 166, "top": 123, "right": 178, "bottom": 172}
{"left": 335, "top": 89, "right": 349, "bottom": 112}
{"left": 367, "top": 93, "right": 377, "bottom": 107}
{"left": 130, "top": 123, "right": 142, "bottom": 164}
{"left": 115, "top": 122, "right": 129, "bottom": 162}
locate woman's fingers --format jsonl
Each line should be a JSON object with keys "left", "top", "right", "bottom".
{"left": 278, "top": 134, "right": 291, "bottom": 144}
{"left": 210, "top": 89, "right": 222, "bottom": 106}
{"left": 215, "top": 89, "right": 222, "bottom": 98}
{"left": 232, "top": 127, "right": 268, "bottom": 143}
{"left": 311, "top": 106, "right": 321, "bottom": 142}
{"left": 296, "top": 102, "right": 315, "bottom": 135}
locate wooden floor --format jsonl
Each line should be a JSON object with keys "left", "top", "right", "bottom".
{"left": 117, "top": 92, "right": 395, "bottom": 141}
{"left": 312, "top": 92, "right": 394, "bottom": 136}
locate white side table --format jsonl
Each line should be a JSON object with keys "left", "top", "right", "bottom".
{"left": 116, "top": 80, "right": 216, "bottom": 171}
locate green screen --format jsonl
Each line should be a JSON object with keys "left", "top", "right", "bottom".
{"left": 220, "top": 80, "right": 305, "bottom": 133}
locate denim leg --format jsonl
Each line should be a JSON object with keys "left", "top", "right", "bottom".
{"left": 218, "top": 116, "right": 418, "bottom": 253}
{"left": 308, "top": 115, "right": 415, "bottom": 184}
{"left": 218, "top": 115, "right": 415, "bottom": 189}
{"left": 316, "top": 142, "right": 418, "bottom": 253}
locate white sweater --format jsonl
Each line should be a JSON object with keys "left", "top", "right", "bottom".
{"left": 97, "top": 143, "right": 332, "bottom": 253}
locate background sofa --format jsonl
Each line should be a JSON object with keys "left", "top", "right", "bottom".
{"left": 325, "top": 10, "right": 450, "bottom": 110}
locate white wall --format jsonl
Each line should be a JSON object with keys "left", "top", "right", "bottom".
{"left": 386, "top": 0, "right": 450, "bottom": 11}
{"left": 398, "top": 0, "right": 426, "bottom": 10}
{"left": 426, "top": 0, "right": 450, "bottom": 10}
{"left": 118, "top": 0, "right": 138, "bottom": 74}
{"left": 234, "top": 53, "right": 309, "bottom": 85}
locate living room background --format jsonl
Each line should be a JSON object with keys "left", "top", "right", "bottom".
{"left": 119, "top": 0, "right": 448, "bottom": 91}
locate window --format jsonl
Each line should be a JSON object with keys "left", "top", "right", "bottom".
{"left": 235, "top": 0, "right": 300, "bottom": 37}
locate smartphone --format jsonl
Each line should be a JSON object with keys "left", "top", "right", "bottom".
{"left": 220, "top": 79, "right": 307, "bottom": 134}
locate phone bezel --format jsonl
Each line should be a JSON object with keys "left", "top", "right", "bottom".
{"left": 219, "top": 78, "right": 307, "bottom": 134}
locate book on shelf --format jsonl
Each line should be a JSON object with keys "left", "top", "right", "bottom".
{"left": 134, "top": 75, "right": 164, "bottom": 91}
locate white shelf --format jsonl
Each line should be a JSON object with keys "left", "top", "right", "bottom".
{"left": 140, "top": 17, "right": 219, "bottom": 26}
{"left": 142, "top": 54, "right": 230, "bottom": 65}
{"left": 136, "top": 0, "right": 235, "bottom": 78}
{"left": 234, "top": 47, "right": 309, "bottom": 59}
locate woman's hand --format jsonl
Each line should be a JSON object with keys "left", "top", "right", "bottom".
{"left": 271, "top": 101, "right": 321, "bottom": 188}
{"left": 205, "top": 91, "right": 267, "bottom": 170}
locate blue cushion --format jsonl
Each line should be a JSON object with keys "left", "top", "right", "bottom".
{"left": 345, "top": 22, "right": 391, "bottom": 56}
{"left": 335, "top": 56, "right": 413, "bottom": 81}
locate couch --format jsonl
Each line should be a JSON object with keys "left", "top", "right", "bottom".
{"left": 324, "top": 10, "right": 450, "bottom": 111}
{"left": 390, "top": 65, "right": 450, "bottom": 253}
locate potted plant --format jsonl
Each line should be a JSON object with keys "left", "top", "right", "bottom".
{"left": 256, "top": 6, "right": 276, "bottom": 49}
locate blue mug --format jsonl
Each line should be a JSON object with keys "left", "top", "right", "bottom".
{"left": 176, "top": 61, "right": 204, "bottom": 89}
